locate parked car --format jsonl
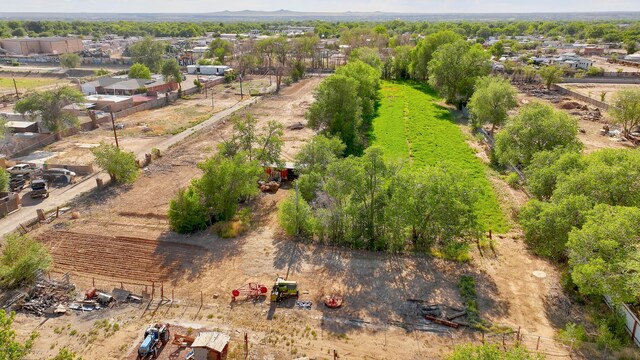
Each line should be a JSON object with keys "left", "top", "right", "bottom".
{"left": 43, "top": 168, "right": 77, "bottom": 184}
{"left": 30, "top": 179, "right": 49, "bottom": 199}
{"left": 7, "top": 164, "right": 36, "bottom": 177}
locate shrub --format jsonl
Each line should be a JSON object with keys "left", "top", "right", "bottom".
{"left": 91, "top": 143, "right": 138, "bottom": 184}
{"left": 278, "top": 192, "right": 315, "bottom": 237}
{"left": 558, "top": 322, "right": 588, "bottom": 347}
{"left": 0, "top": 233, "right": 52, "bottom": 288}
{"left": 447, "top": 343, "right": 542, "bottom": 360}
{"left": 458, "top": 275, "right": 482, "bottom": 326}
{"left": 505, "top": 172, "right": 520, "bottom": 189}
{"left": 0, "top": 168, "right": 8, "bottom": 192}
{"left": 168, "top": 186, "right": 207, "bottom": 234}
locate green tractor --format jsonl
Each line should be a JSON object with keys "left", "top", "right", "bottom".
{"left": 270, "top": 277, "right": 299, "bottom": 302}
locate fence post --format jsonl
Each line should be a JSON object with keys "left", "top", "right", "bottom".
{"left": 536, "top": 336, "right": 541, "bottom": 350}
{"left": 92, "top": 277, "right": 95, "bottom": 287}
{"left": 201, "top": 291, "right": 203, "bottom": 306}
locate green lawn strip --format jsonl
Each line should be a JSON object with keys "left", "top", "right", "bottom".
{"left": 370, "top": 82, "right": 408, "bottom": 161}
{"left": 0, "top": 77, "right": 62, "bottom": 91}
{"left": 372, "top": 81, "right": 508, "bottom": 233}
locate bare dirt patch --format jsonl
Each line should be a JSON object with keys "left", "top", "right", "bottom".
{"left": 562, "top": 82, "right": 640, "bottom": 104}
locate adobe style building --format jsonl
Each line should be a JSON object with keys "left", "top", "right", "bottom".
{"left": 0, "top": 37, "right": 82, "bottom": 55}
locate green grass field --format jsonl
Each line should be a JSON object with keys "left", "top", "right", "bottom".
{"left": 0, "top": 77, "right": 64, "bottom": 91}
{"left": 372, "top": 81, "right": 508, "bottom": 233}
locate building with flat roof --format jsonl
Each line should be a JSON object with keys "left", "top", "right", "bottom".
{"left": 0, "top": 37, "right": 82, "bottom": 56}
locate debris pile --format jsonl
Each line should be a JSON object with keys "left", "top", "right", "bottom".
{"left": 8, "top": 274, "right": 76, "bottom": 316}
{"left": 295, "top": 300, "right": 312, "bottom": 310}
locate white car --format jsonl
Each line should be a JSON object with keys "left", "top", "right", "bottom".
{"left": 6, "top": 163, "right": 35, "bottom": 176}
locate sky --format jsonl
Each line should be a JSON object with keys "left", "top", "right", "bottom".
{"left": 3, "top": 0, "right": 640, "bottom": 13}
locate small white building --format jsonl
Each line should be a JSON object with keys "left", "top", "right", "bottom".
{"left": 187, "top": 65, "right": 230, "bottom": 76}
{"left": 191, "top": 332, "right": 230, "bottom": 360}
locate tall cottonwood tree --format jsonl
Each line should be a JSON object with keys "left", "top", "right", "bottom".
{"left": 468, "top": 76, "right": 517, "bottom": 134}
{"left": 15, "top": 86, "right": 85, "bottom": 140}
{"left": 428, "top": 40, "right": 491, "bottom": 108}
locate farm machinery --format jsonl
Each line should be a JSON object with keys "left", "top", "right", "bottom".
{"left": 231, "top": 283, "right": 269, "bottom": 301}
{"left": 270, "top": 277, "right": 299, "bottom": 302}
{"left": 137, "top": 323, "right": 170, "bottom": 359}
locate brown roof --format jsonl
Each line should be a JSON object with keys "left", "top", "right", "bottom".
{"left": 191, "top": 332, "right": 230, "bottom": 353}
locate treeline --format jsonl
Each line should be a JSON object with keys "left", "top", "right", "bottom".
{"left": 280, "top": 137, "right": 482, "bottom": 260}
{"left": 1, "top": 19, "right": 639, "bottom": 42}
{"left": 490, "top": 96, "right": 640, "bottom": 306}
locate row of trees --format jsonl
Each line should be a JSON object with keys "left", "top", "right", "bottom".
{"left": 487, "top": 89, "right": 640, "bottom": 305}
{"left": 279, "top": 136, "right": 482, "bottom": 257}
{"left": 168, "top": 114, "right": 283, "bottom": 233}
{"left": 1, "top": 19, "right": 638, "bottom": 45}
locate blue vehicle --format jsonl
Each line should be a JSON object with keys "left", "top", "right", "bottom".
{"left": 137, "top": 323, "right": 170, "bottom": 359}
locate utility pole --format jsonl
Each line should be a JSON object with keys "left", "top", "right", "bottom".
{"left": 295, "top": 180, "right": 299, "bottom": 236}
{"left": 12, "top": 78, "right": 19, "bottom": 99}
{"left": 109, "top": 107, "right": 119, "bottom": 149}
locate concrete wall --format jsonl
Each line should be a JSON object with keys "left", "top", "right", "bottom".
{"left": 0, "top": 192, "right": 20, "bottom": 219}
{"left": 43, "top": 163, "right": 94, "bottom": 175}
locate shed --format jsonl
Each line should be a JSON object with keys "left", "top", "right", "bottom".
{"left": 191, "top": 332, "right": 230, "bottom": 360}
{"left": 5, "top": 121, "right": 39, "bottom": 134}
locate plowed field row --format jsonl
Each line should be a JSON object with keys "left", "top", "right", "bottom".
{"left": 38, "top": 231, "right": 203, "bottom": 282}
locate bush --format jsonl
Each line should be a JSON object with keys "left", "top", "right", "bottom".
{"left": 558, "top": 322, "right": 588, "bottom": 347}
{"left": 0, "top": 234, "right": 52, "bottom": 288}
{"left": 94, "top": 68, "right": 109, "bottom": 76}
{"left": 224, "top": 72, "right": 237, "bottom": 83}
{"left": 0, "top": 167, "right": 8, "bottom": 192}
{"left": 50, "top": 347, "right": 80, "bottom": 360}
{"left": 447, "top": 343, "right": 542, "bottom": 359}
{"left": 587, "top": 66, "right": 605, "bottom": 77}
{"left": 168, "top": 186, "right": 207, "bottom": 234}
{"left": 91, "top": 143, "right": 138, "bottom": 184}
{"left": 505, "top": 172, "right": 520, "bottom": 189}
{"left": 458, "top": 275, "right": 482, "bottom": 326}
{"left": 278, "top": 192, "right": 315, "bottom": 237}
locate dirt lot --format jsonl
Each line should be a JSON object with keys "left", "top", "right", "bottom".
{"left": 40, "top": 78, "right": 275, "bottom": 166}
{"left": 12, "top": 76, "right": 576, "bottom": 359}
{"left": 589, "top": 56, "right": 640, "bottom": 73}
{"left": 562, "top": 82, "right": 640, "bottom": 104}
{"left": 515, "top": 84, "right": 630, "bottom": 153}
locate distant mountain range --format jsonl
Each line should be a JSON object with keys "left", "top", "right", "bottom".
{"left": 1, "top": 10, "right": 640, "bottom": 22}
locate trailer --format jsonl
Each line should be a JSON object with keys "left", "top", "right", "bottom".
{"left": 187, "top": 65, "right": 231, "bottom": 76}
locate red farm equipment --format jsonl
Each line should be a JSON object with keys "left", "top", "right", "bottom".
{"left": 231, "top": 283, "right": 269, "bottom": 302}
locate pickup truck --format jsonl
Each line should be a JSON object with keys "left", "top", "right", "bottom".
{"left": 7, "top": 164, "right": 36, "bottom": 177}
{"left": 9, "top": 175, "right": 26, "bottom": 192}
{"left": 30, "top": 179, "right": 49, "bottom": 199}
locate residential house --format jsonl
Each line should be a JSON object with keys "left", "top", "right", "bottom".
{"left": 81, "top": 76, "right": 178, "bottom": 96}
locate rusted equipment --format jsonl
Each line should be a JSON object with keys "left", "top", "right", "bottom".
{"left": 324, "top": 295, "right": 343, "bottom": 309}
{"left": 424, "top": 314, "right": 460, "bottom": 329}
{"left": 231, "top": 283, "right": 268, "bottom": 301}
{"left": 258, "top": 180, "right": 280, "bottom": 192}
{"left": 173, "top": 333, "right": 196, "bottom": 346}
